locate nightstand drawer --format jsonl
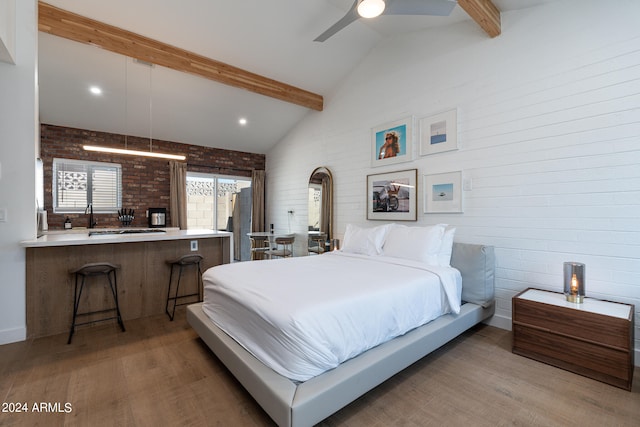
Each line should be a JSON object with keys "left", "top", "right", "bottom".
{"left": 513, "top": 298, "right": 630, "bottom": 350}
{"left": 513, "top": 325, "right": 631, "bottom": 386}
{"left": 512, "top": 288, "right": 634, "bottom": 391}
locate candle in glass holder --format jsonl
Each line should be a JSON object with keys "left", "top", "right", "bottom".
{"left": 564, "top": 262, "right": 585, "bottom": 303}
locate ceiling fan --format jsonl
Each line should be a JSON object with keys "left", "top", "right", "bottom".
{"left": 314, "top": 0, "right": 458, "bottom": 42}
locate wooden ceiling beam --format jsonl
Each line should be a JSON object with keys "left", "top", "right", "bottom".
{"left": 38, "top": 2, "right": 324, "bottom": 111}
{"left": 458, "top": 0, "right": 501, "bottom": 38}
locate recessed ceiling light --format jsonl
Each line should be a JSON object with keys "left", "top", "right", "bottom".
{"left": 89, "top": 86, "right": 102, "bottom": 95}
{"left": 238, "top": 118, "right": 248, "bottom": 126}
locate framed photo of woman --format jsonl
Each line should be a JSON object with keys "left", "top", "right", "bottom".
{"left": 371, "top": 116, "right": 414, "bottom": 167}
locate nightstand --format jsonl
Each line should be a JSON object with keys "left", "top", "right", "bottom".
{"left": 512, "top": 288, "right": 635, "bottom": 390}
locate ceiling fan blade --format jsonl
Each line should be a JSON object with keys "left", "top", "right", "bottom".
{"left": 384, "top": 0, "right": 457, "bottom": 16}
{"left": 314, "top": 0, "right": 361, "bottom": 42}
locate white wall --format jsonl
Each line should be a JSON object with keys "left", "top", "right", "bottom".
{"left": 0, "top": 0, "right": 16, "bottom": 63}
{"left": 0, "top": 0, "right": 37, "bottom": 344}
{"left": 266, "top": 0, "right": 640, "bottom": 357}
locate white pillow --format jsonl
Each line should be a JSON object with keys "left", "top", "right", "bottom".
{"left": 383, "top": 224, "right": 445, "bottom": 265}
{"left": 342, "top": 224, "right": 389, "bottom": 256}
{"left": 438, "top": 226, "right": 456, "bottom": 267}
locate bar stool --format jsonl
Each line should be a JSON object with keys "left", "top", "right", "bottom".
{"left": 68, "top": 262, "right": 125, "bottom": 344}
{"left": 165, "top": 254, "right": 203, "bottom": 321}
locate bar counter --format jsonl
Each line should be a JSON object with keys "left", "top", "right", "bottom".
{"left": 21, "top": 227, "right": 232, "bottom": 248}
{"left": 22, "top": 228, "right": 232, "bottom": 338}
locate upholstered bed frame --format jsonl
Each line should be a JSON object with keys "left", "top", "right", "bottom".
{"left": 187, "top": 242, "right": 495, "bottom": 427}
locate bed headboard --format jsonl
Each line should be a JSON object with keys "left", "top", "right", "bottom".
{"left": 450, "top": 243, "right": 495, "bottom": 308}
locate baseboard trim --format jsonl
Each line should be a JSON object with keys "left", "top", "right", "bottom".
{"left": 484, "top": 313, "right": 511, "bottom": 331}
{"left": 0, "top": 326, "right": 26, "bottom": 345}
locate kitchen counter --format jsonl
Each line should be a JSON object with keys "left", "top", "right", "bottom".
{"left": 24, "top": 228, "right": 232, "bottom": 339}
{"left": 21, "top": 227, "right": 232, "bottom": 248}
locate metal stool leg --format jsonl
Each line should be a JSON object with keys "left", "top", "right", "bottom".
{"left": 173, "top": 265, "right": 184, "bottom": 320}
{"left": 166, "top": 263, "right": 184, "bottom": 321}
{"left": 197, "top": 261, "right": 203, "bottom": 302}
{"left": 165, "top": 263, "right": 174, "bottom": 319}
{"left": 68, "top": 273, "right": 86, "bottom": 344}
{"left": 107, "top": 269, "right": 125, "bottom": 332}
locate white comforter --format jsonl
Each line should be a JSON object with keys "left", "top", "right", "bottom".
{"left": 202, "top": 251, "right": 462, "bottom": 382}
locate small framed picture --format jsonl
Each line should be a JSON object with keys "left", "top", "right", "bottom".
{"left": 367, "top": 169, "right": 417, "bottom": 221}
{"left": 423, "top": 171, "right": 463, "bottom": 213}
{"left": 371, "top": 116, "right": 414, "bottom": 167}
{"left": 419, "top": 109, "right": 458, "bottom": 156}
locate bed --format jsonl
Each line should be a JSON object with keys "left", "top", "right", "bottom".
{"left": 187, "top": 224, "right": 495, "bottom": 426}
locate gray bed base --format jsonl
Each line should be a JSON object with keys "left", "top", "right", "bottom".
{"left": 187, "top": 242, "right": 495, "bottom": 427}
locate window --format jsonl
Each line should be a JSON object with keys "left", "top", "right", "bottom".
{"left": 53, "top": 158, "right": 122, "bottom": 213}
{"left": 186, "top": 172, "right": 251, "bottom": 231}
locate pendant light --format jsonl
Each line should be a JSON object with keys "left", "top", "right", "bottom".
{"left": 84, "top": 57, "right": 185, "bottom": 161}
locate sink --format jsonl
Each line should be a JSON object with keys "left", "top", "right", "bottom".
{"left": 119, "top": 229, "right": 166, "bottom": 234}
{"left": 89, "top": 229, "right": 166, "bottom": 236}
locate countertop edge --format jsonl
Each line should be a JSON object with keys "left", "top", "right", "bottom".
{"left": 21, "top": 229, "right": 233, "bottom": 248}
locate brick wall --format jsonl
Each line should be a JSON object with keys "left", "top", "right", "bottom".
{"left": 40, "top": 124, "right": 265, "bottom": 230}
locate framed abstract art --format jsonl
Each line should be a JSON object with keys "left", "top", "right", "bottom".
{"left": 419, "top": 109, "right": 458, "bottom": 156}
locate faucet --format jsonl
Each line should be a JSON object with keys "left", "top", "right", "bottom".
{"left": 85, "top": 203, "right": 96, "bottom": 228}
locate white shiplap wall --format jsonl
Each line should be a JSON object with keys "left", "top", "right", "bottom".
{"left": 266, "top": 0, "right": 640, "bottom": 358}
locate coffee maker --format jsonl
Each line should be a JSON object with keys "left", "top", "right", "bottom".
{"left": 148, "top": 208, "right": 167, "bottom": 228}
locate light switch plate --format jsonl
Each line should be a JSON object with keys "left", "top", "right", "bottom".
{"left": 190, "top": 240, "right": 198, "bottom": 251}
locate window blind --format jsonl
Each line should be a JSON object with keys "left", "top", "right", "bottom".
{"left": 53, "top": 158, "right": 122, "bottom": 213}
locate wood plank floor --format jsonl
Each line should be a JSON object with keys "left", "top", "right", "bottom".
{"left": 1, "top": 308, "right": 638, "bottom": 426}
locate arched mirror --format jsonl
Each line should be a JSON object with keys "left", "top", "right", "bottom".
{"left": 308, "top": 167, "right": 333, "bottom": 254}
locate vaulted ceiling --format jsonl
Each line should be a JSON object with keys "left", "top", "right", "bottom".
{"left": 37, "top": 0, "right": 553, "bottom": 154}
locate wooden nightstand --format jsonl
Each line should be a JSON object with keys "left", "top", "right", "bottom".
{"left": 512, "top": 288, "right": 635, "bottom": 390}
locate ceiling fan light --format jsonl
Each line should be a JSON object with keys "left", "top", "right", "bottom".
{"left": 357, "top": 0, "right": 386, "bottom": 19}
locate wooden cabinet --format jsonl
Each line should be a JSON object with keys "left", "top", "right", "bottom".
{"left": 26, "top": 235, "right": 230, "bottom": 338}
{"left": 512, "top": 288, "right": 634, "bottom": 390}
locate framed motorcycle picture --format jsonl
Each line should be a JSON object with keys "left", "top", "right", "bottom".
{"left": 367, "top": 169, "right": 417, "bottom": 221}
